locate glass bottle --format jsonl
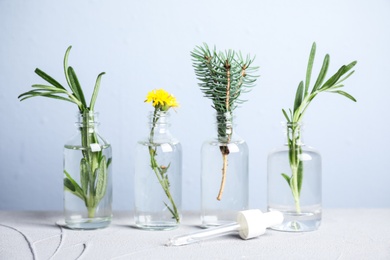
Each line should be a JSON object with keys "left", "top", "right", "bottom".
{"left": 267, "top": 122, "right": 321, "bottom": 232}
{"left": 63, "top": 111, "right": 113, "bottom": 229}
{"left": 134, "top": 111, "right": 182, "bottom": 230}
{"left": 201, "top": 112, "right": 249, "bottom": 227}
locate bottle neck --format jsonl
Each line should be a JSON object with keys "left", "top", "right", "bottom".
{"left": 76, "top": 111, "right": 99, "bottom": 132}
{"left": 148, "top": 110, "right": 171, "bottom": 141}
{"left": 215, "top": 111, "right": 235, "bottom": 143}
{"left": 284, "top": 122, "right": 304, "bottom": 146}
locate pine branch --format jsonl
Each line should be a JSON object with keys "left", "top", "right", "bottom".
{"left": 191, "top": 43, "right": 259, "bottom": 200}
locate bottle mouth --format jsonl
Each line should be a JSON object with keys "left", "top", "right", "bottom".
{"left": 281, "top": 121, "right": 303, "bottom": 127}
{"left": 76, "top": 111, "right": 100, "bottom": 126}
{"left": 216, "top": 111, "right": 233, "bottom": 121}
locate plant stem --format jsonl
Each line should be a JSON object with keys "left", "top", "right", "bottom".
{"left": 88, "top": 207, "right": 96, "bottom": 219}
{"left": 217, "top": 147, "right": 229, "bottom": 201}
{"left": 148, "top": 110, "right": 180, "bottom": 223}
{"left": 80, "top": 111, "right": 103, "bottom": 218}
{"left": 216, "top": 61, "right": 232, "bottom": 201}
{"left": 288, "top": 125, "right": 302, "bottom": 214}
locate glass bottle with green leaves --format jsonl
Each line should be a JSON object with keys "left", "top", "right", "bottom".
{"left": 191, "top": 43, "right": 258, "bottom": 227}
{"left": 267, "top": 42, "right": 357, "bottom": 232}
{"left": 18, "top": 46, "right": 112, "bottom": 229}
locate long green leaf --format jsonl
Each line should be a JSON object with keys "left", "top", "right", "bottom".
{"left": 64, "top": 46, "right": 72, "bottom": 88}
{"left": 95, "top": 156, "right": 107, "bottom": 202}
{"left": 80, "top": 158, "right": 89, "bottom": 196}
{"left": 89, "top": 72, "right": 105, "bottom": 110}
{"left": 293, "top": 81, "right": 304, "bottom": 113}
{"left": 64, "top": 170, "right": 85, "bottom": 200}
{"left": 320, "top": 63, "right": 352, "bottom": 91}
{"left": 281, "top": 173, "right": 291, "bottom": 188}
{"left": 297, "top": 160, "right": 303, "bottom": 195}
{"left": 34, "top": 68, "right": 66, "bottom": 90}
{"left": 67, "top": 66, "right": 87, "bottom": 109}
{"left": 282, "top": 109, "right": 291, "bottom": 122}
{"left": 305, "top": 42, "right": 316, "bottom": 95}
{"left": 312, "top": 54, "right": 330, "bottom": 93}
{"left": 19, "top": 93, "right": 78, "bottom": 104}
{"left": 330, "top": 90, "right": 357, "bottom": 102}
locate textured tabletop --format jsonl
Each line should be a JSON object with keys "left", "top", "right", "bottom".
{"left": 0, "top": 209, "right": 389, "bottom": 260}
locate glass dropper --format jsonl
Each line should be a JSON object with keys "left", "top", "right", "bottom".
{"left": 166, "top": 210, "right": 283, "bottom": 246}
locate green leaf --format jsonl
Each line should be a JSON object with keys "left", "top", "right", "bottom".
{"left": 64, "top": 178, "right": 75, "bottom": 192}
{"left": 293, "top": 81, "right": 304, "bottom": 114}
{"left": 34, "top": 68, "right": 66, "bottom": 90}
{"left": 320, "top": 62, "right": 355, "bottom": 91}
{"left": 297, "top": 161, "right": 303, "bottom": 195}
{"left": 164, "top": 202, "right": 176, "bottom": 219}
{"left": 64, "top": 46, "right": 72, "bottom": 88}
{"left": 67, "top": 66, "right": 87, "bottom": 109}
{"left": 330, "top": 90, "right": 357, "bottom": 102}
{"left": 337, "top": 70, "right": 355, "bottom": 85}
{"left": 106, "top": 157, "right": 112, "bottom": 168}
{"left": 80, "top": 158, "right": 89, "bottom": 196}
{"left": 305, "top": 42, "right": 316, "bottom": 95}
{"left": 95, "top": 156, "right": 107, "bottom": 203}
{"left": 311, "top": 54, "right": 329, "bottom": 94}
{"left": 281, "top": 173, "right": 291, "bottom": 188}
{"left": 282, "top": 109, "right": 291, "bottom": 122}
{"left": 89, "top": 72, "right": 105, "bottom": 110}
{"left": 64, "top": 170, "right": 85, "bottom": 200}
{"left": 19, "top": 92, "right": 77, "bottom": 104}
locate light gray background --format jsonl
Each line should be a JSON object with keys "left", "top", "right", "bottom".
{"left": 1, "top": 0, "right": 389, "bottom": 211}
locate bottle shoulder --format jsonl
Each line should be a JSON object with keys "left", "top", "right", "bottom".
{"left": 269, "top": 144, "right": 320, "bottom": 155}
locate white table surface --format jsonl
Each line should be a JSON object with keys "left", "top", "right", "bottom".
{"left": 0, "top": 209, "right": 389, "bottom": 260}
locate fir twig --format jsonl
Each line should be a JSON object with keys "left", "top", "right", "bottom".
{"left": 191, "top": 43, "right": 259, "bottom": 200}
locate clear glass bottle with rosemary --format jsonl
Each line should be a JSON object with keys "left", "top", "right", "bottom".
{"left": 18, "top": 46, "right": 112, "bottom": 229}
{"left": 267, "top": 42, "right": 357, "bottom": 232}
{"left": 191, "top": 43, "right": 258, "bottom": 227}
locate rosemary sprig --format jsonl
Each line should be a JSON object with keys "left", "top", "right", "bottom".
{"left": 18, "top": 46, "right": 109, "bottom": 218}
{"left": 282, "top": 42, "right": 357, "bottom": 213}
{"left": 191, "top": 43, "right": 258, "bottom": 200}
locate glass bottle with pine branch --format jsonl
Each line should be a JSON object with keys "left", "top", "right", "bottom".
{"left": 18, "top": 46, "right": 113, "bottom": 229}
{"left": 191, "top": 44, "right": 259, "bottom": 227}
{"left": 267, "top": 42, "right": 357, "bottom": 232}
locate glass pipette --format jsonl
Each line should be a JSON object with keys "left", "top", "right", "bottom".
{"left": 166, "top": 209, "right": 283, "bottom": 246}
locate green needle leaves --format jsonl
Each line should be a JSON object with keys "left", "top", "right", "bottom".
{"left": 19, "top": 46, "right": 110, "bottom": 219}
{"left": 191, "top": 43, "right": 259, "bottom": 201}
{"left": 18, "top": 46, "right": 105, "bottom": 113}
{"left": 283, "top": 42, "right": 357, "bottom": 124}
{"left": 191, "top": 43, "right": 259, "bottom": 113}
{"left": 281, "top": 42, "right": 357, "bottom": 213}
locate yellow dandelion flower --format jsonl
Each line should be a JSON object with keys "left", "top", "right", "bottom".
{"left": 145, "top": 89, "right": 179, "bottom": 111}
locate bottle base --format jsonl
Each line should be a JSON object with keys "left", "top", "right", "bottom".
{"left": 135, "top": 222, "right": 179, "bottom": 231}
{"left": 64, "top": 217, "right": 111, "bottom": 230}
{"left": 268, "top": 208, "right": 321, "bottom": 232}
{"left": 201, "top": 214, "right": 236, "bottom": 228}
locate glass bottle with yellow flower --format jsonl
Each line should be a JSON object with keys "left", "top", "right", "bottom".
{"left": 134, "top": 89, "right": 182, "bottom": 230}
